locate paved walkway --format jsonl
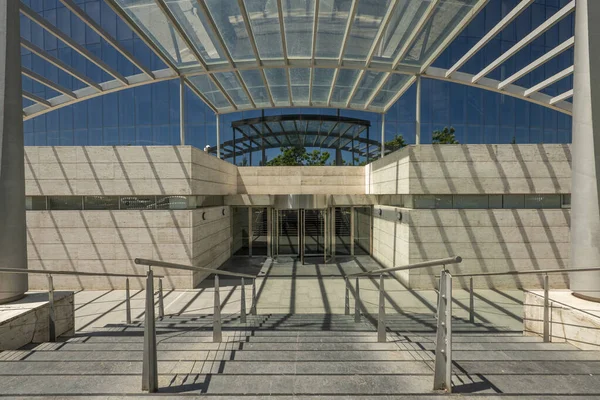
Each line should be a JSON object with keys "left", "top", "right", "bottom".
{"left": 72, "top": 256, "right": 522, "bottom": 332}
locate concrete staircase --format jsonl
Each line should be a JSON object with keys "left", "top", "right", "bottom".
{"left": 2, "top": 312, "right": 600, "bottom": 397}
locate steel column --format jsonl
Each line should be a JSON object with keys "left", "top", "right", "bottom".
{"left": 158, "top": 278, "right": 164, "bottom": 319}
{"left": 216, "top": 114, "right": 221, "bottom": 159}
{"left": 350, "top": 206, "right": 355, "bottom": 257}
{"left": 240, "top": 277, "right": 247, "bottom": 323}
{"left": 125, "top": 277, "right": 131, "bottom": 324}
{"left": 354, "top": 277, "right": 361, "bottom": 323}
{"left": 248, "top": 208, "right": 253, "bottom": 257}
{"left": 47, "top": 274, "right": 56, "bottom": 342}
{"left": 345, "top": 277, "right": 350, "bottom": 315}
{"left": 543, "top": 274, "right": 550, "bottom": 342}
{"left": 180, "top": 77, "right": 185, "bottom": 145}
{"left": 380, "top": 114, "right": 385, "bottom": 157}
{"left": 433, "top": 270, "right": 453, "bottom": 392}
{"left": 377, "top": 274, "right": 386, "bottom": 343}
{"left": 469, "top": 276, "right": 474, "bottom": 323}
{"left": 415, "top": 76, "right": 421, "bottom": 145}
{"left": 251, "top": 279, "right": 257, "bottom": 315}
{"left": 213, "top": 275, "right": 222, "bottom": 342}
{"left": 142, "top": 269, "right": 158, "bottom": 393}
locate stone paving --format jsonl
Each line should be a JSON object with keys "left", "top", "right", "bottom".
{"left": 1, "top": 255, "right": 599, "bottom": 398}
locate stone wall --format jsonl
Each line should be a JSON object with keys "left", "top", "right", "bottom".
{"left": 371, "top": 206, "right": 409, "bottom": 284}
{"left": 405, "top": 208, "right": 570, "bottom": 289}
{"left": 237, "top": 166, "right": 365, "bottom": 194}
{"left": 25, "top": 146, "right": 237, "bottom": 196}
{"left": 191, "top": 206, "right": 233, "bottom": 286}
{"left": 26, "top": 210, "right": 195, "bottom": 290}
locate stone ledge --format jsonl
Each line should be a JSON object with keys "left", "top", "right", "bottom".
{"left": 524, "top": 289, "right": 600, "bottom": 350}
{"left": 0, "top": 291, "right": 74, "bottom": 350}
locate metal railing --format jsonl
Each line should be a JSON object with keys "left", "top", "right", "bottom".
{"left": 133, "top": 258, "right": 258, "bottom": 392}
{"left": 0, "top": 267, "right": 164, "bottom": 342}
{"left": 452, "top": 266, "right": 600, "bottom": 345}
{"left": 343, "top": 256, "right": 463, "bottom": 393}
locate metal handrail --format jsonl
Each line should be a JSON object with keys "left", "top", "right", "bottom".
{"left": 346, "top": 256, "right": 462, "bottom": 277}
{"left": 452, "top": 266, "right": 600, "bottom": 278}
{"left": 0, "top": 267, "right": 164, "bottom": 279}
{"left": 134, "top": 258, "right": 256, "bottom": 279}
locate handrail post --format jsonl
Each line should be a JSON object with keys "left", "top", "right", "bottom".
{"left": 469, "top": 276, "right": 474, "bottom": 323}
{"left": 213, "top": 275, "right": 222, "bottom": 342}
{"left": 142, "top": 269, "right": 158, "bottom": 393}
{"left": 125, "top": 278, "right": 131, "bottom": 324}
{"left": 377, "top": 274, "right": 386, "bottom": 343}
{"left": 240, "top": 277, "right": 247, "bottom": 323}
{"left": 47, "top": 274, "right": 56, "bottom": 342}
{"left": 251, "top": 278, "right": 257, "bottom": 315}
{"left": 158, "top": 278, "right": 164, "bottom": 319}
{"left": 433, "top": 269, "right": 453, "bottom": 392}
{"left": 354, "top": 277, "right": 361, "bottom": 323}
{"left": 543, "top": 273, "right": 550, "bottom": 343}
{"left": 344, "top": 277, "right": 350, "bottom": 315}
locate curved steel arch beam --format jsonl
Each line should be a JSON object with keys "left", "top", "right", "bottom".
{"left": 423, "top": 66, "right": 572, "bottom": 116}
{"left": 23, "top": 69, "right": 178, "bottom": 121}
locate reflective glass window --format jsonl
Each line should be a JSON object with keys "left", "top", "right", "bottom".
{"left": 26, "top": 196, "right": 47, "bottom": 210}
{"left": 503, "top": 195, "right": 524, "bottom": 209}
{"left": 48, "top": 196, "right": 83, "bottom": 210}
{"left": 120, "top": 196, "right": 156, "bottom": 210}
{"left": 524, "top": 194, "right": 561, "bottom": 209}
{"left": 453, "top": 195, "right": 488, "bottom": 209}
{"left": 84, "top": 196, "right": 120, "bottom": 210}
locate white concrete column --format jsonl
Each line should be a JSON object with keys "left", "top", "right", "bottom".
{"left": 570, "top": 0, "right": 600, "bottom": 301}
{"left": 380, "top": 114, "right": 385, "bottom": 158}
{"left": 179, "top": 77, "right": 185, "bottom": 145}
{"left": 0, "top": 1, "right": 27, "bottom": 304}
{"left": 415, "top": 76, "right": 421, "bottom": 145}
{"left": 216, "top": 114, "right": 220, "bottom": 159}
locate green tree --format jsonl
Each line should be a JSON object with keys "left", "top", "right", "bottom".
{"left": 385, "top": 134, "right": 407, "bottom": 154}
{"left": 265, "top": 146, "right": 331, "bottom": 166}
{"left": 432, "top": 127, "right": 459, "bottom": 144}
{"left": 237, "top": 157, "right": 249, "bottom": 166}
{"left": 305, "top": 149, "right": 330, "bottom": 166}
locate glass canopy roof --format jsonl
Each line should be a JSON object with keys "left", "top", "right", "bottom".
{"left": 110, "top": 0, "right": 484, "bottom": 113}
{"left": 20, "top": 0, "right": 575, "bottom": 120}
{"left": 215, "top": 114, "right": 378, "bottom": 161}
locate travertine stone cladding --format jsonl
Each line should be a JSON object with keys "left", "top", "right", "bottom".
{"left": 366, "top": 147, "right": 410, "bottom": 194}
{"left": 370, "top": 206, "right": 409, "bottom": 284}
{"left": 366, "top": 144, "right": 571, "bottom": 195}
{"left": 191, "top": 206, "right": 233, "bottom": 286}
{"left": 404, "top": 208, "right": 570, "bottom": 289}
{"left": 25, "top": 146, "right": 237, "bottom": 196}
{"left": 237, "top": 166, "right": 365, "bottom": 195}
{"left": 26, "top": 210, "right": 194, "bottom": 290}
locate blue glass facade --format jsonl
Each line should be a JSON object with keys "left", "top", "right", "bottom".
{"left": 21, "top": 0, "right": 574, "bottom": 165}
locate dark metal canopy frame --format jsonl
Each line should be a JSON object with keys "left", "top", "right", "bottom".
{"left": 211, "top": 114, "right": 378, "bottom": 165}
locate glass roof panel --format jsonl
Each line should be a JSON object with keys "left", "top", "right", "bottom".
{"left": 402, "top": 0, "right": 480, "bottom": 66}
{"left": 290, "top": 68, "right": 310, "bottom": 104}
{"left": 264, "top": 68, "right": 290, "bottom": 105}
{"left": 239, "top": 70, "right": 271, "bottom": 107}
{"left": 282, "top": 0, "right": 315, "bottom": 58}
{"left": 370, "top": 73, "right": 412, "bottom": 110}
{"left": 315, "top": 0, "right": 352, "bottom": 59}
{"left": 163, "top": 0, "right": 226, "bottom": 63}
{"left": 243, "top": 0, "right": 284, "bottom": 60}
{"left": 312, "top": 68, "right": 335, "bottom": 104}
{"left": 344, "top": 0, "right": 391, "bottom": 62}
{"left": 112, "top": 0, "right": 200, "bottom": 68}
{"left": 204, "top": 0, "right": 255, "bottom": 62}
{"left": 267, "top": 121, "right": 283, "bottom": 133}
{"left": 370, "top": 0, "right": 428, "bottom": 64}
{"left": 331, "top": 69, "right": 360, "bottom": 106}
{"left": 281, "top": 120, "right": 297, "bottom": 133}
{"left": 213, "top": 72, "right": 251, "bottom": 107}
{"left": 187, "top": 74, "right": 230, "bottom": 109}
{"left": 306, "top": 120, "right": 321, "bottom": 133}
{"left": 349, "top": 70, "right": 387, "bottom": 107}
